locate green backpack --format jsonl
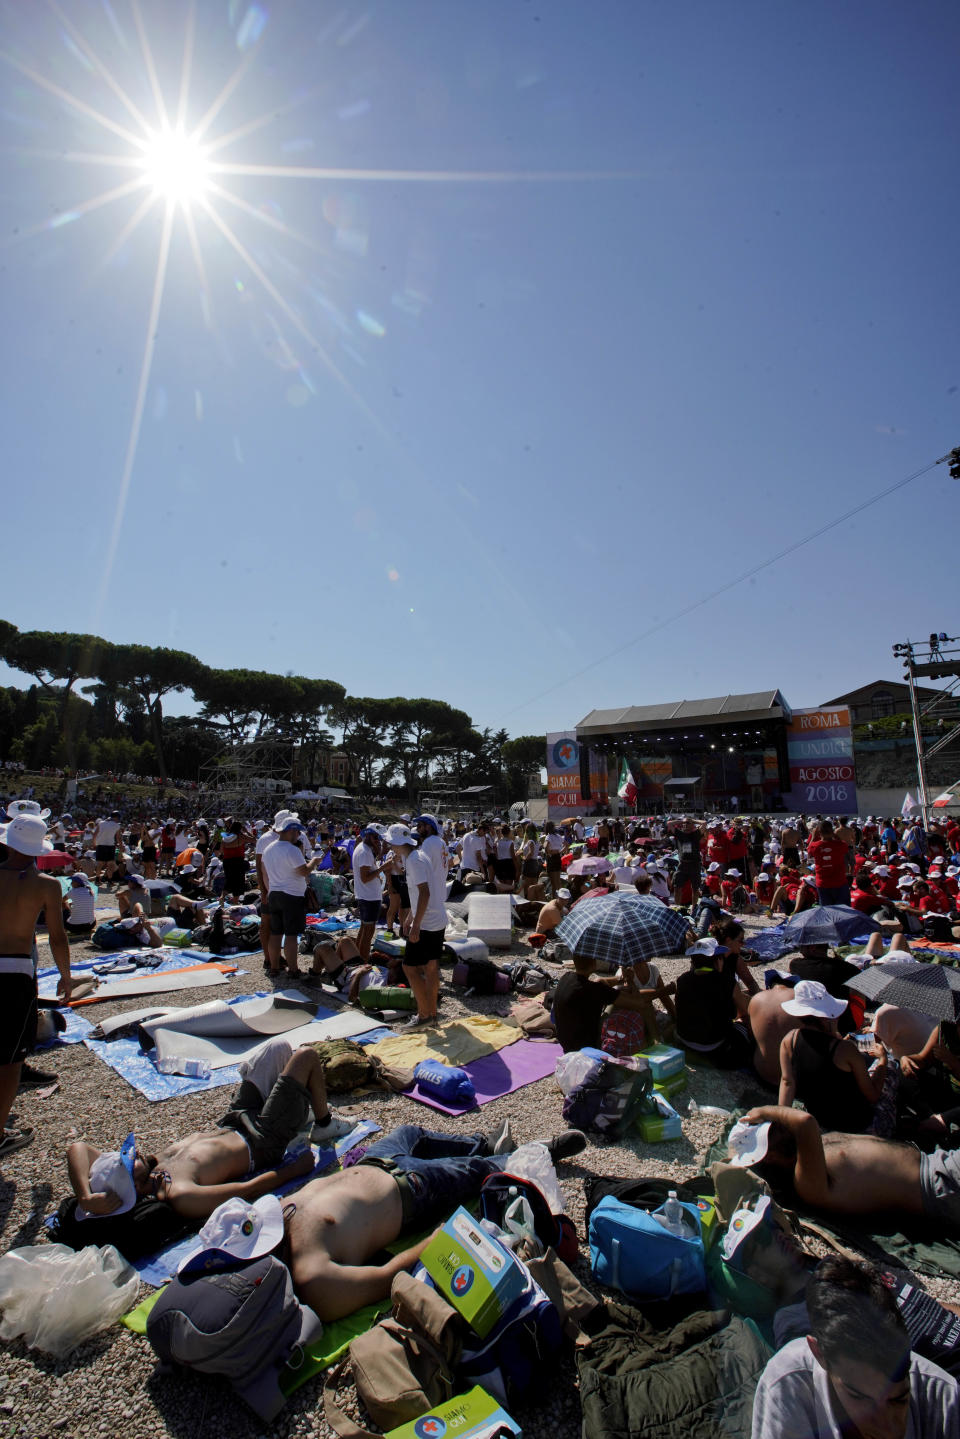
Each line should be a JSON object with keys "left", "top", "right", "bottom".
{"left": 308, "top": 1038, "right": 380, "bottom": 1093}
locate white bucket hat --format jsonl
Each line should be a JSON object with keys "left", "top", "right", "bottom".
{"left": 781, "top": 979, "right": 848, "bottom": 1020}
{"left": 727, "top": 1119, "right": 771, "bottom": 1168}
{"left": 384, "top": 823, "right": 417, "bottom": 848}
{"left": 0, "top": 814, "right": 53, "bottom": 856}
{"left": 6, "top": 799, "right": 51, "bottom": 820}
{"left": 77, "top": 1132, "right": 137, "bottom": 1220}
{"left": 178, "top": 1194, "right": 285, "bottom": 1275}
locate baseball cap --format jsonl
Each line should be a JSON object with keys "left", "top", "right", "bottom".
{"left": 685, "top": 938, "right": 728, "bottom": 958}
{"left": 557, "top": 887, "right": 572, "bottom": 900}
{"left": 178, "top": 1195, "right": 285, "bottom": 1275}
{"left": 727, "top": 1119, "right": 771, "bottom": 1168}
{"left": 413, "top": 813, "right": 440, "bottom": 835}
{"left": 781, "top": 979, "right": 848, "bottom": 1020}
{"left": 77, "top": 1131, "right": 137, "bottom": 1219}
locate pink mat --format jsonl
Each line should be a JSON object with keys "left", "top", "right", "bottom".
{"left": 405, "top": 1039, "right": 563, "bottom": 1115}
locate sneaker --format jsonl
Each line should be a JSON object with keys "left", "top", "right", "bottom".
{"left": 311, "top": 1112, "right": 360, "bottom": 1143}
{"left": 394, "top": 1013, "right": 426, "bottom": 1029}
{"left": 545, "top": 1129, "right": 587, "bottom": 1164}
{"left": 18, "top": 1063, "right": 58, "bottom": 1089}
{"left": 489, "top": 1119, "right": 515, "bottom": 1155}
{"left": 0, "top": 1126, "right": 35, "bottom": 1159}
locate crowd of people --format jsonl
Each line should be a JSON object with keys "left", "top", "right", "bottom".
{"left": 3, "top": 791, "right": 960, "bottom": 1434}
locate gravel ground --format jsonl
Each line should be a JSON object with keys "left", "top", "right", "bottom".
{"left": 2, "top": 901, "right": 958, "bottom": 1439}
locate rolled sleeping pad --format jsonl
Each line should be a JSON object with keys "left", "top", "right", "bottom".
{"left": 443, "top": 935, "right": 490, "bottom": 963}
{"left": 356, "top": 985, "right": 416, "bottom": 1011}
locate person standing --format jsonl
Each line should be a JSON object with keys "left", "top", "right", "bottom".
{"left": 260, "top": 817, "right": 317, "bottom": 979}
{"left": 220, "top": 816, "right": 252, "bottom": 901}
{"left": 0, "top": 815, "right": 71, "bottom": 1157}
{"left": 392, "top": 819, "right": 447, "bottom": 1028}
{"left": 91, "top": 809, "right": 122, "bottom": 884}
{"left": 673, "top": 817, "right": 703, "bottom": 906}
{"left": 351, "top": 827, "right": 386, "bottom": 959}
{"left": 807, "top": 820, "right": 852, "bottom": 906}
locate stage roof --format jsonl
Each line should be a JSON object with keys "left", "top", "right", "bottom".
{"left": 576, "top": 690, "right": 790, "bottom": 739}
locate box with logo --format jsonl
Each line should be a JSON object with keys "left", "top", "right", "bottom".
{"left": 693, "top": 1195, "right": 719, "bottom": 1250}
{"left": 420, "top": 1207, "right": 527, "bottom": 1337}
{"left": 385, "top": 1385, "right": 521, "bottom": 1439}
{"left": 637, "top": 1042, "right": 686, "bottom": 1081}
{"left": 635, "top": 1091, "right": 683, "bottom": 1142}
{"left": 652, "top": 1069, "right": 688, "bottom": 1099}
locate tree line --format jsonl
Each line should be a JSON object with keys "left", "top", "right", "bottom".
{"left": 0, "top": 623, "right": 545, "bottom": 802}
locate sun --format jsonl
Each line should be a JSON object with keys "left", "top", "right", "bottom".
{"left": 139, "top": 126, "right": 210, "bottom": 205}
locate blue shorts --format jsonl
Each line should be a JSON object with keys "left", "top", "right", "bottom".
{"left": 357, "top": 898, "right": 382, "bottom": 924}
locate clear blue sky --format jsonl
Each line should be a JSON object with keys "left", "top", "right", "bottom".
{"left": 2, "top": 0, "right": 957, "bottom": 737}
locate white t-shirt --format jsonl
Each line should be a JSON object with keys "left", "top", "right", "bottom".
{"left": 95, "top": 819, "right": 120, "bottom": 846}
{"left": 544, "top": 832, "right": 565, "bottom": 855}
{"left": 260, "top": 838, "right": 308, "bottom": 898}
{"left": 352, "top": 842, "right": 383, "bottom": 901}
{"left": 404, "top": 848, "right": 448, "bottom": 931}
{"left": 418, "top": 833, "right": 449, "bottom": 889}
{"left": 750, "top": 1337, "right": 959, "bottom": 1439}
{"left": 461, "top": 833, "right": 487, "bottom": 871}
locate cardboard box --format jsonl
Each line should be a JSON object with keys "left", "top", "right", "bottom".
{"left": 653, "top": 1069, "right": 688, "bottom": 1099}
{"left": 421, "top": 1207, "right": 526, "bottom": 1337}
{"left": 637, "top": 1042, "right": 686, "bottom": 1080}
{"left": 635, "top": 1091, "right": 683, "bottom": 1141}
{"left": 385, "top": 1385, "right": 521, "bottom": 1439}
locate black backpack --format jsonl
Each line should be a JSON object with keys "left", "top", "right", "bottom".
{"left": 480, "top": 1171, "right": 578, "bottom": 1263}
{"left": 924, "top": 914, "right": 956, "bottom": 943}
{"left": 50, "top": 1194, "right": 193, "bottom": 1263}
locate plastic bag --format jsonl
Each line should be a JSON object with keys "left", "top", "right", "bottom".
{"left": 0, "top": 1243, "right": 139, "bottom": 1356}
{"left": 505, "top": 1142, "right": 566, "bottom": 1215}
{"left": 555, "top": 1050, "right": 602, "bottom": 1097}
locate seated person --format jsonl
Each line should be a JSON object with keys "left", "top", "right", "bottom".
{"left": 729, "top": 1103, "right": 960, "bottom": 1226}
{"left": 615, "top": 954, "right": 677, "bottom": 1033}
{"left": 778, "top": 981, "right": 895, "bottom": 1136}
{"left": 285, "top": 1122, "right": 586, "bottom": 1321}
{"left": 63, "top": 874, "right": 96, "bottom": 936}
{"left": 66, "top": 1043, "right": 357, "bottom": 1222}
{"left": 748, "top": 984, "right": 803, "bottom": 1087}
{"left": 530, "top": 888, "right": 571, "bottom": 950}
{"left": 98, "top": 905, "right": 164, "bottom": 948}
{"left": 553, "top": 950, "right": 656, "bottom": 1052}
{"left": 751, "top": 1255, "right": 960, "bottom": 1439}
{"left": 769, "top": 870, "right": 814, "bottom": 917}
{"left": 674, "top": 937, "right": 753, "bottom": 1069}
{"left": 713, "top": 918, "right": 761, "bottom": 992}
{"left": 898, "top": 1017, "right": 960, "bottom": 1140}
{"left": 788, "top": 943, "right": 862, "bottom": 1033}
{"left": 165, "top": 892, "right": 212, "bottom": 928}
{"left": 308, "top": 934, "right": 406, "bottom": 1001}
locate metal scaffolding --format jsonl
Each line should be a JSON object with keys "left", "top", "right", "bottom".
{"left": 197, "top": 736, "right": 293, "bottom": 817}
{"left": 892, "top": 633, "right": 960, "bottom": 823}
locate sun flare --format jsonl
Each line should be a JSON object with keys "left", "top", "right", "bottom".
{"left": 139, "top": 125, "right": 210, "bottom": 204}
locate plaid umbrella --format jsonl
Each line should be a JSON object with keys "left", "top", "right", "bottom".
{"left": 846, "top": 959, "right": 960, "bottom": 1022}
{"left": 566, "top": 855, "right": 611, "bottom": 876}
{"left": 782, "top": 905, "right": 881, "bottom": 948}
{"left": 555, "top": 891, "right": 690, "bottom": 965}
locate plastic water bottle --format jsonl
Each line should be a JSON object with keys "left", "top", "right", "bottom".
{"left": 156, "top": 1056, "right": 179, "bottom": 1074}
{"left": 181, "top": 1057, "right": 211, "bottom": 1079}
{"left": 655, "top": 1190, "right": 690, "bottom": 1237}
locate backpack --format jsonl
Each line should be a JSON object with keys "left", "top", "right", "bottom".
{"left": 92, "top": 922, "right": 130, "bottom": 951}
{"left": 600, "top": 1009, "right": 648, "bottom": 1057}
{"left": 924, "top": 914, "right": 955, "bottom": 943}
{"left": 589, "top": 1194, "right": 706, "bottom": 1301}
{"left": 503, "top": 959, "right": 553, "bottom": 996}
{"left": 480, "top": 1171, "right": 578, "bottom": 1263}
{"left": 308, "top": 1037, "right": 380, "bottom": 1093}
{"left": 451, "top": 957, "right": 510, "bottom": 995}
{"left": 456, "top": 1264, "right": 563, "bottom": 1404}
{"left": 50, "top": 1193, "right": 193, "bottom": 1264}
{"left": 147, "top": 1255, "right": 319, "bottom": 1422}
{"left": 559, "top": 1051, "right": 651, "bottom": 1139}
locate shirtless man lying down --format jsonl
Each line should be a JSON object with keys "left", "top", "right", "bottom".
{"left": 730, "top": 1103, "right": 960, "bottom": 1226}
{"left": 66, "top": 1042, "right": 356, "bottom": 1221}
{"left": 284, "top": 1123, "right": 586, "bottom": 1322}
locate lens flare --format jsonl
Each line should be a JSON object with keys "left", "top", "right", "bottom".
{"left": 140, "top": 126, "right": 210, "bottom": 203}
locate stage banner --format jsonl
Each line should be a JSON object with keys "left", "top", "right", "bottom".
{"left": 546, "top": 732, "right": 608, "bottom": 818}
{"left": 782, "top": 707, "right": 858, "bottom": 815}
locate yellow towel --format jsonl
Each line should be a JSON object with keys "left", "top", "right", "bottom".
{"left": 370, "top": 1013, "right": 520, "bottom": 1068}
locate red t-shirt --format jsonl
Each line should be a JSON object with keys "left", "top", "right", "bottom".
{"left": 807, "top": 838, "right": 848, "bottom": 888}
{"left": 725, "top": 829, "right": 749, "bottom": 860}
{"left": 703, "top": 873, "right": 722, "bottom": 896}
{"left": 707, "top": 836, "right": 730, "bottom": 866}
{"left": 850, "top": 886, "right": 883, "bottom": 915}
{"left": 875, "top": 874, "right": 899, "bottom": 899}
{"left": 920, "top": 889, "right": 951, "bottom": 915}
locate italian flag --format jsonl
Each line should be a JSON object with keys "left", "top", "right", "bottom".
{"left": 618, "top": 759, "right": 638, "bottom": 808}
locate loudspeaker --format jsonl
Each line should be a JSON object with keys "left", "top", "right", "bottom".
{"left": 579, "top": 744, "right": 592, "bottom": 800}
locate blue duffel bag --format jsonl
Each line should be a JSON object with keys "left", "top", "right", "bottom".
{"left": 589, "top": 1194, "right": 705, "bottom": 1300}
